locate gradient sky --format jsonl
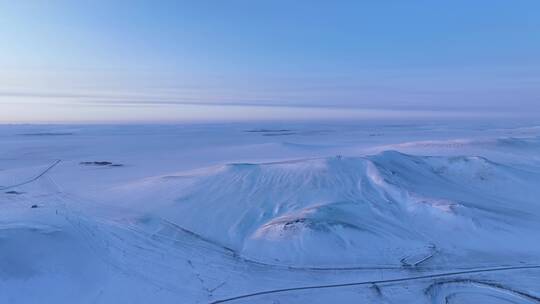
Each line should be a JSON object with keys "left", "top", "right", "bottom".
{"left": 1, "top": 0, "right": 539, "bottom": 122}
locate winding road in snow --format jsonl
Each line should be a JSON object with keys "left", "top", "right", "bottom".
{"left": 0, "top": 159, "right": 61, "bottom": 190}
{"left": 209, "top": 265, "right": 540, "bottom": 303}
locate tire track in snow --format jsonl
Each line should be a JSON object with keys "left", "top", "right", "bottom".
{"left": 0, "top": 159, "right": 61, "bottom": 190}
{"left": 160, "top": 219, "right": 418, "bottom": 272}
{"left": 426, "top": 279, "right": 540, "bottom": 303}
{"left": 210, "top": 265, "right": 540, "bottom": 303}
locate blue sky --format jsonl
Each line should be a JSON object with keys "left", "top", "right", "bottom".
{"left": 1, "top": 0, "right": 539, "bottom": 122}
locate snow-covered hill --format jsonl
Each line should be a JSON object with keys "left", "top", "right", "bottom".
{"left": 117, "top": 150, "right": 540, "bottom": 269}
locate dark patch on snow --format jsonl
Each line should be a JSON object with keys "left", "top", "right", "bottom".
{"left": 80, "top": 161, "right": 123, "bottom": 167}
{"left": 371, "top": 283, "right": 383, "bottom": 296}
{"left": 262, "top": 132, "right": 296, "bottom": 136}
{"left": 245, "top": 129, "right": 293, "bottom": 133}
{"left": 31, "top": 204, "right": 38, "bottom": 208}
{"left": 20, "top": 132, "right": 73, "bottom": 136}
{"left": 283, "top": 218, "right": 307, "bottom": 230}
{"left": 244, "top": 129, "right": 297, "bottom": 136}
{"left": 5, "top": 190, "right": 24, "bottom": 195}
{"left": 277, "top": 217, "right": 362, "bottom": 234}
{"left": 81, "top": 161, "right": 112, "bottom": 166}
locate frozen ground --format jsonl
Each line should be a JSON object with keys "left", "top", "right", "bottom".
{"left": 1, "top": 120, "right": 540, "bottom": 303}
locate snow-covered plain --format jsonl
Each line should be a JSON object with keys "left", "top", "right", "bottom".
{"left": 1, "top": 121, "right": 540, "bottom": 303}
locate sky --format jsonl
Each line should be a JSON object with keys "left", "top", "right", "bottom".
{"left": 1, "top": 0, "right": 539, "bottom": 123}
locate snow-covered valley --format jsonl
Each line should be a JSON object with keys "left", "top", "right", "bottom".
{"left": 1, "top": 121, "right": 540, "bottom": 303}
